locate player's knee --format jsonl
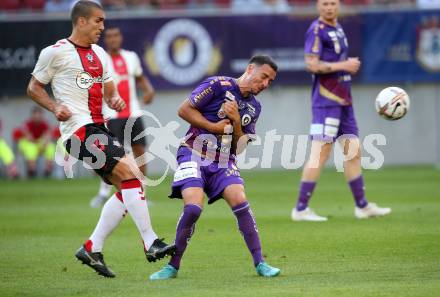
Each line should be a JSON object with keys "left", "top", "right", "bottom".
{"left": 112, "top": 158, "right": 137, "bottom": 181}
{"left": 184, "top": 204, "right": 203, "bottom": 219}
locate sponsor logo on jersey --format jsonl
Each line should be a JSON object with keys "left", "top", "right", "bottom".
{"left": 76, "top": 71, "right": 103, "bottom": 89}
{"left": 193, "top": 86, "right": 212, "bottom": 103}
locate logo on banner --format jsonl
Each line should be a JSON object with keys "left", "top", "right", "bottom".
{"left": 416, "top": 16, "right": 440, "bottom": 72}
{"left": 144, "top": 18, "right": 222, "bottom": 85}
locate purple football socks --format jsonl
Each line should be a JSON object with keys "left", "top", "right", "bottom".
{"left": 296, "top": 181, "right": 316, "bottom": 211}
{"left": 232, "top": 202, "right": 263, "bottom": 266}
{"left": 169, "top": 204, "right": 202, "bottom": 269}
{"left": 349, "top": 175, "right": 368, "bottom": 208}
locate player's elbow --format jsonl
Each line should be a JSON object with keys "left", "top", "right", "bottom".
{"left": 177, "top": 105, "right": 186, "bottom": 119}
{"left": 27, "top": 81, "right": 36, "bottom": 98}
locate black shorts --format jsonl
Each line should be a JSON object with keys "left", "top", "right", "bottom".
{"left": 107, "top": 117, "right": 147, "bottom": 146}
{"left": 65, "top": 123, "right": 125, "bottom": 184}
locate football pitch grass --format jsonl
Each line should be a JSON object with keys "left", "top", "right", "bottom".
{"left": 1, "top": 166, "right": 439, "bottom": 297}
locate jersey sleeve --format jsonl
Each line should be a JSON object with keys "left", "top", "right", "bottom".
{"left": 132, "top": 52, "right": 143, "bottom": 77}
{"left": 188, "top": 78, "right": 219, "bottom": 110}
{"left": 242, "top": 101, "right": 261, "bottom": 137}
{"left": 31, "top": 46, "right": 57, "bottom": 84}
{"left": 101, "top": 50, "right": 113, "bottom": 83}
{"left": 104, "top": 53, "right": 115, "bottom": 83}
{"left": 304, "top": 24, "right": 322, "bottom": 56}
{"left": 242, "top": 114, "right": 259, "bottom": 137}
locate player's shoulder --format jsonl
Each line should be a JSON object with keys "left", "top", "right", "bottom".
{"left": 205, "top": 76, "right": 235, "bottom": 88}
{"left": 250, "top": 96, "right": 262, "bottom": 115}
{"left": 120, "top": 49, "right": 140, "bottom": 59}
{"left": 307, "top": 19, "right": 325, "bottom": 35}
{"left": 91, "top": 44, "right": 107, "bottom": 57}
{"left": 39, "top": 39, "right": 71, "bottom": 57}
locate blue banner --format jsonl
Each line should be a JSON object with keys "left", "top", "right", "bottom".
{"left": 107, "top": 15, "right": 362, "bottom": 90}
{"left": 362, "top": 10, "right": 440, "bottom": 83}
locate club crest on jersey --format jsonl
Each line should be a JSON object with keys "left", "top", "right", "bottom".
{"left": 217, "top": 103, "right": 226, "bottom": 119}
{"left": 241, "top": 114, "right": 252, "bottom": 126}
{"left": 225, "top": 91, "right": 235, "bottom": 101}
{"left": 76, "top": 71, "right": 102, "bottom": 89}
{"left": 86, "top": 53, "right": 94, "bottom": 63}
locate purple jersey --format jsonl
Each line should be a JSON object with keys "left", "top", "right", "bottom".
{"left": 304, "top": 19, "right": 352, "bottom": 107}
{"left": 183, "top": 76, "right": 261, "bottom": 161}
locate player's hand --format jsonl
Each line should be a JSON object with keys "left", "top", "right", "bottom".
{"left": 54, "top": 103, "right": 72, "bottom": 122}
{"left": 109, "top": 96, "right": 126, "bottom": 112}
{"left": 223, "top": 100, "right": 240, "bottom": 124}
{"left": 209, "top": 119, "right": 232, "bottom": 134}
{"left": 143, "top": 94, "right": 154, "bottom": 105}
{"left": 345, "top": 57, "right": 361, "bottom": 74}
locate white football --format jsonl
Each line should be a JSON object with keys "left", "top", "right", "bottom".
{"left": 375, "top": 87, "right": 410, "bottom": 120}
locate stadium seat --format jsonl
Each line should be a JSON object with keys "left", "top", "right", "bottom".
{"left": 24, "top": 0, "right": 46, "bottom": 10}
{"left": 0, "top": 0, "right": 22, "bottom": 10}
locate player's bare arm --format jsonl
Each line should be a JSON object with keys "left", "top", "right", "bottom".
{"left": 103, "top": 81, "right": 125, "bottom": 112}
{"left": 136, "top": 75, "right": 155, "bottom": 104}
{"left": 27, "top": 76, "right": 72, "bottom": 121}
{"left": 178, "top": 99, "right": 231, "bottom": 134}
{"left": 305, "top": 54, "right": 361, "bottom": 75}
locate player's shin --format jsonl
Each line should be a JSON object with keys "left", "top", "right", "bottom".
{"left": 348, "top": 175, "right": 368, "bottom": 208}
{"left": 232, "top": 202, "right": 263, "bottom": 266}
{"left": 169, "top": 204, "right": 202, "bottom": 270}
{"left": 120, "top": 179, "right": 158, "bottom": 249}
{"left": 296, "top": 181, "right": 316, "bottom": 211}
{"left": 87, "top": 192, "right": 127, "bottom": 252}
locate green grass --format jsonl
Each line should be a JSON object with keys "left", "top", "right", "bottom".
{"left": 1, "top": 166, "right": 439, "bottom": 297}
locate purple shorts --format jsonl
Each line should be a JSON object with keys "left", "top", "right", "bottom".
{"left": 169, "top": 147, "right": 244, "bottom": 204}
{"left": 310, "top": 105, "right": 359, "bottom": 142}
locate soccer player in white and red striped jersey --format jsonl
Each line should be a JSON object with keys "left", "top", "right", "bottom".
{"left": 26, "top": 0, "right": 175, "bottom": 278}
{"left": 90, "top": 26, "right": 156, "bottom": 208}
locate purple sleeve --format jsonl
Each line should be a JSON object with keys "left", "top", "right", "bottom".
{"left": 304, "top": 24, "right": 322, "bottom": 56}
{"left": 242, "top": 103, "right": 261, "bottom": 136}
{"left": 188, "top": 80, "right": 219, "bottom": 110}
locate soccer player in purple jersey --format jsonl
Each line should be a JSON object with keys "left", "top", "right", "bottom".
{"left": 149, "top": 55, "right": 281, "bottom": 280}
{"left": 291, "top": 0, "right": 391, "bottom": 221}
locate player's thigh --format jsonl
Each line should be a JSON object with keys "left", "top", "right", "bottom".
{"left": 222, "top": 184, "right": 247, "bottom": 208}
{"left": 338, "top": 137, "right": 361, "bottom": 159}
{"left": 337, "top": 105, "right": 359, "bottom": 139}
{"left": 131, "top": 143, "right": 145, "bottom": 159}
{"left": 181, "top": 187, "right": 205, "bottom": 208}
{"left": 308, "top": 140, "right": 333, "bottom": 163}
{"left": 109, "top": 155, "right": 142, "bottom": 186}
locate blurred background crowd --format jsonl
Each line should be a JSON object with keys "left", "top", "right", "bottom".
{"left": 1, "top": 0, "right": 439, "bottom": 13}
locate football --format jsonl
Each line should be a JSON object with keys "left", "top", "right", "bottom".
{"left": 375, "top": 87, "right": 410, "bottom": 120}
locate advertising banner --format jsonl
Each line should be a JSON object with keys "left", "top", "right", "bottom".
{"left": 362, "top": 10, "right": 440, "bottom": 83}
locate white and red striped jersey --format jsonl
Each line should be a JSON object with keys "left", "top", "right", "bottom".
{"left": 31, "top": 39, "right": 113, "bottom": 142}
{"left": 103, "top": 49, "right": 143, "bottom": 120}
